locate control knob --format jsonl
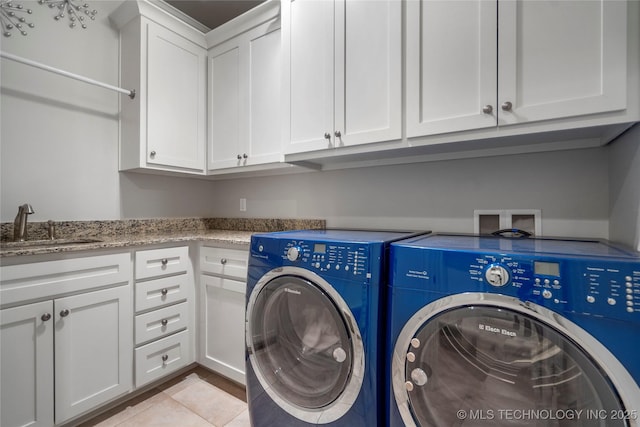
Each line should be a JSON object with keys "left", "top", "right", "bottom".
{"left": 485, "top": 264, "right": 510, "bottom": 287}
{"left": 287, "top": 246, "right": 302, "bottom": 262}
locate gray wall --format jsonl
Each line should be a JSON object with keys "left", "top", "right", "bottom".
{"left": 2, "top": 0, "right": 637, "bottom": 247}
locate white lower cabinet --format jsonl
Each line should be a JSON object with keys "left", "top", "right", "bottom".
{"left": 199, "top": 246, "right": 248, "bottom": 385}
{"left": 0, "top": 253, "right": 132, "bottom": 427}
{"left": 133, "top": 246, "right": 195, "bottom": 388}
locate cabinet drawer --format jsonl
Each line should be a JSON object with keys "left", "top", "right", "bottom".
{"left": 135, "top": 302, "right": 188, "bottom": 345}
{"left": 200, "top": 247, "right": 248, "bottom": 280}
{"left": 135, "top": 329, "right": 190, "bottom": 387}
{"left": 136, "top": 246, "right": 189, "bottom": 280}
{"left": 135, "top": 274, "right": 188, "bottom": 313}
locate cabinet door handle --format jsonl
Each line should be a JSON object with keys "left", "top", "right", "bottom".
{"left": 150, "top": 151, "right": 156, "bottom": 158}
{"left": 60, "top": 309, "right": 70, "bottom": 317}
{"left": 237, "top": 154, "right": 242, "bottom": 160}
{"left": 501, "top": 101, "right": 513, "bottom": 111}
{"left": 324, "top": 132, "right": 331, "bottom": 140}
{"left": 482, "top": 105, "right": 493, "bottom": 114}
{"left": 161, "top": 319, "right": 168, "bottom": 326}
{"left": 220, "top": 258, "right": 227, "bottom": 265}
{"left": 162, "top": 354, "right": 168, "bottom": 363}
{"left": 161, "top": 288, "right": 168, "bottom": 296}
{"left": 41, "top": 313, "right": 52, "bottom": 322}
{"left": 334, "top": 130, "right": 342, "bottom": 138}
{"left": 161, "top": 258, "right": 168, "bottom": 266}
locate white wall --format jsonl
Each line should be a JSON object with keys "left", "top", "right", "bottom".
{"left": 609, "top": 124, "right": 640, "bottom": 251}
{"left": 208, "top": 147, "right": 611, "bottom": 239}
{"left": 0, "top": 0, "right": 217, "bottom": 222}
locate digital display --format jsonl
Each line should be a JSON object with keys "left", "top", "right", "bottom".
{"left": 314, "top": 244, "right": 326, "bottom": 254}
{"left": 535, "top": 261, "right": 560, "bottom": 277}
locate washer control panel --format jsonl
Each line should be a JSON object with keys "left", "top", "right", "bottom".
{"left": 393, "top": 245, "right": 640, "bottom": 321}
{"left": 280, "top": 240, "right": 370, "bottom": 280}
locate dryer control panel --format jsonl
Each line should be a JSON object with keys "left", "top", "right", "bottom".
{"left": 280, "top": 240, "right": 370, "bottom": 279}
{"left": 392, "top": 244, "right": 640, "bottom": 322}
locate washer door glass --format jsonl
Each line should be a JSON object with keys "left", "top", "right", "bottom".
{"left": 404, "top": 306, "right": 626, "bottom": 426}
{"left": 250, "top": 275, "right": 353, "bottom": 409}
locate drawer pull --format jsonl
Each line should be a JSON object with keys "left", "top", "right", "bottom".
{"left": 60, "top": 309, "right": 70, "bottom": 317}
{"left": 41, "top": 313, "right": 52, "bottom": 322}
{"left": 161, "top": 288, "right": 168, "bottom": 296}
{"left": 220, "top": 258, "right": 227, "bottom": 265}
{"left": 161, "top": 319, "right": 168, "bottom": 326}
{"left": 161, "top": 258, "right": 168, "bottom": 266}
{"left": 161, "top": 354, "right": 168, "bottom": 363}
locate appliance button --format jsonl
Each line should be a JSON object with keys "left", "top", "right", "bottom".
{"left": 258, "top": 245, "right": 264, "bottom": 252}
{"left": 405, "top": 381, "right": 414, "bottom": 392}
{"left": 542, "top": 290, "right": 552, "bottom": 299}
{"left": 332, "top": 347, "right": 347, "bottom": 363}
{"left": 326, "top": 264, "right": 331, "bottom": 270}
{"left": 627, "top": 282, "right": 633, "bottom": 288}
{"left": 553, "top": 280, "right": 560, "bottom": 286}
{"left": 607, "top": 298, "right": 616, "bottom": 306}
{"left": 315, "top": 263, "right": 320, "bottom": 268}
{"left": 286, "top": 246, "right": 301, "bottom": 261}
{"left": 627, "top": 295, "right": 633, "bottom": 300}
{"left": 406, "top": 352, "right": 416, "bottom": 363}
{"left": 544, "top": 279, "right": 550, "bottom": 285}
{"left": 336, "top": 265, "right": 340, "bottom": 270}
{"left": 535, "top": 278, "right": 541, "bottom": 284}
{"left": 627, "top": 301, "right": 634, "bottom": 307}
{"left": 410, "top": 338, "right": 421, "bottom": 349}
{"left": 410, "top": 368, "right": 429, "bottom": 387}
{"left": 586, "top": 295, "right": 596, "bottom": 303}
{"left": 345, "top": 265, "right": 350, "bottom": 271}
{"left": 626, "top": 276, "right": 633, "bottom": 282}
{"left": 627, "top": 307, "right": 634, "bottom": 313}
{"left": 627, "top": 288, "right": 633, "bottom": 294}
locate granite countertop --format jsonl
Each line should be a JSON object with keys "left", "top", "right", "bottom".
{"left": 0, "top": 218, "right": 325, "bottom": 258}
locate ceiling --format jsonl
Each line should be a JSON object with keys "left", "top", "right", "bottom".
{"left": 164, "top": 0, "right": 265, "bottom": 31}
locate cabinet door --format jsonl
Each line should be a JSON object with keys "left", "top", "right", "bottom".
{"left": 406, "top": 0, "right": 497, "bottom": 137}
{"left": 247, "top": 26, "right": 283, "bottom": 165}
{"left": 146, "top": 22, "right": 206, "bottom": 171}
{"left": 199, "top": 275, "right": 246, "bottom": 385}
{"left": 54, "top": 285, "right": 132, "bottom": 424}
{"left": 1, "top": 301, "right": 54, "bottom": 427}
{"left": 284, "top": 0, "right": 335, "bottom": 154}
{"left": 335, "top": 0, "right": 402, "bottom": 146}
{"left": 498, "top": 0, "right": 627, "bottom": 126}
{"left": 209, "top": 43, "right": 244, "bottom": 169}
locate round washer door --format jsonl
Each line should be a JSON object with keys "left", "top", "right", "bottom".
{"left": 393, "top": 293, "right": 640, "bottom": 427}
{"left": 246, "top": 267, "right": 365, "bottom": 424}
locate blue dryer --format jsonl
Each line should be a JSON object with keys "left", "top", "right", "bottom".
{"left": 246, "top": 229, "right": 426, "bottom": 426}
{"left": 387, "top": 234, "right": 640, "bottom": 427}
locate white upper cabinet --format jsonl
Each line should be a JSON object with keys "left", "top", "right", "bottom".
{"left": 208, "top": 9, "right": 282, "bottom": 172}
{"left": 283, "top": 0, "right": 402, "bottom": 154}
{"left": 407, "top": 0, "right": 630, "bottom": 138}
{"left": 111, "top": 2, "right": 207, "bottom": 175}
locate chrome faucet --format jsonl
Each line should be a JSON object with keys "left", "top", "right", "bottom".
{"left": 13, "top": 203, "right": 34, "bottom": 242}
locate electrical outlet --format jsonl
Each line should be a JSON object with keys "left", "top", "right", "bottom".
{"left": 240, "top": 198, "right": 247, "bottom": 212}
{"left": 474, "top": 209, "right": 541, "bottom": 236}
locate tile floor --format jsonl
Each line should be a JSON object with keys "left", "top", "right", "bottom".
{"left": 77, "top": 367, "right": 250, "bottom": 427}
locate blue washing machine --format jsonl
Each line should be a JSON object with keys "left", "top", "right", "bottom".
{"left": 246, "top": 229, "right": 427, "bottom": 426}
{"left": 387, "top": 234, "right": 640, "bottom": 427}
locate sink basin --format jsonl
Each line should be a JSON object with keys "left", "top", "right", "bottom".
{"left": 1, "top": 238, "right": 103, "bottom": 249}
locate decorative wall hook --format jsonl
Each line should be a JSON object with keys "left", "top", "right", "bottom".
{"left": 0, "top": 1, "right": 35, "bottom": 37}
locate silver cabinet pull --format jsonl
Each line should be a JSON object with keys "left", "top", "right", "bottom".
{"left": 161, "top": 354, "right": 168, "bottom": 363}
{"left": 334, "top": 130, "right": 341, "bottom": 138}
{"left": 161, "top": 288, "right": 168, "bottom": 296}
{"left": 501, "top": 101, "right": 513, "bottom": 111}
{"left": 242, "top": 153, "right": 248, "bottom": 159}
{"left": 220, "top": 258, "right": 227, "bottom": 265}
{"left": 150, "top": 151, "right": 156, "bottom": 158}
{"left": 41, "top": 313, "right": 52, "bottom": 322}
{"left": 60, "top": 309, "right": 70, "bottom": 317}
{"left": 324, "top": 132, "right": 331, "bottom": 140}
{"left": 237, "top": 154, "right": 242, "bottom": 160}
{"left": 161, "top": 319, "right": 168, "bottom": 326}
{"left": 482, "top": 105, "right": 493, "bottom": 114}
{"left": 161, "top": 258, "right": 168, "bottom": 266}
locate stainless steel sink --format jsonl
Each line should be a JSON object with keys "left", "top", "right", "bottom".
{"left": 1, "top": 238, "right": 103, "bottom": 249}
